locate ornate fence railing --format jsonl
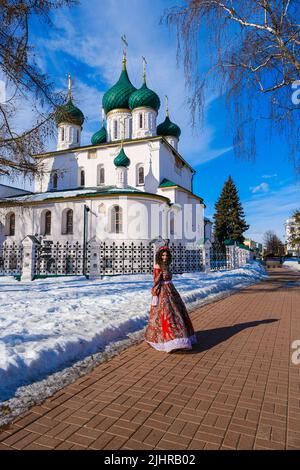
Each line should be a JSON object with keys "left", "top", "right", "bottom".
{"left": 0, "top": 242, "right": 23, "bottom": 276}
{"left": 34, "top": 241, "right": 88, "bottom": 276}
{"left": 209, "top": 242, "right": 230, "bottom": 271}
{"left": 0, "top": 238, "right": 252, "bottom": 279}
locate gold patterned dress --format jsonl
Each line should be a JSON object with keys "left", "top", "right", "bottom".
{"left": 145, "top": 265, "right": 197, "bottom": 352}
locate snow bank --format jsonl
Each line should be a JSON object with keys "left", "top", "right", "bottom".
{"left": 283, "top": 259, "right": 300, "bottom": 271}
{"left": 0, "top": 261, "right": 267, "bottom": 405}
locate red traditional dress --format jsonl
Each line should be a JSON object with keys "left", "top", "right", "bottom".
{"left": 145, "top": 264, "right": 197, "bottom": 352}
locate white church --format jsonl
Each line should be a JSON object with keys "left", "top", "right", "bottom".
{"left": 0, "top": 51, "right": 208, "bottom": 253}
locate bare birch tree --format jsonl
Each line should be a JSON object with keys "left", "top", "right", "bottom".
{"left": 0, "top": 0, "right": 77, "bottom": 180}
{"left": 164, "top": 1, "right": 300, "bottom": 173}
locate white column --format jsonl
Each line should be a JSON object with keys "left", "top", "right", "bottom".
{"left": 21, "top": 236, "right": 39, "bottom": 281}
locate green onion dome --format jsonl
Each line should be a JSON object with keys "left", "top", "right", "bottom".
{"left": 91, "top": 126, "right": 107, "bottom": 145}
{"left": 129, "top": 82, "right": 160, "bottom": 112}
{"left": 102, "top": 59, "right": 136, "bottom": 114}
{"left": 55, "top": 97, "right": 84, "bottom": 127}
{"left": 157, "top": 116, "right": 181, "bottom": 139}
{"left": 113, "top": 147, "right": 130, "bottom": 167}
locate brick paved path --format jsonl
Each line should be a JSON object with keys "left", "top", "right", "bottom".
{"left": 0, "top": 267, "right": 299, "bottom": 450}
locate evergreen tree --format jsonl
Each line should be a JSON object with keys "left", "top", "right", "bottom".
{"left": 213, "top": 175, "right": 249, "bottom": 244}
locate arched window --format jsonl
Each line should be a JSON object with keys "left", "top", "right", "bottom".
{"left": 76, "top": 129, "right": 80, "bottom": 143}
{"left": 111, "top": 205, "right": 122, "bottom": 233}
{"left": 66, "top": 209, "right": 73, "bottom": 234}
{"left": 61, "top": 127, "right": 65, "bottom": 141}
{"left": 129, "top": 118, "right": 132, "bottom": 137}
{"left": 80, "top": 169, "right": 85, "bottom": 186}
{"left": 52, "top": 172, "right": 58, "bottom": 190}
{"left": 170, "top": 213, "right": 175, "bottom": 235}
{"left": 44, "top": 211, "right": 51, "bottom": 235}
{"left": 113, "top": 120, "right": 118, "bottom": 139}
{"left": 139, "top": 113, "right": 143, "bottom": 129}
{"left": 97, "top": 164, "right": 105, "bottom": 185}
{"left": 6, "top": 212, "right": 15, "bottom": 236}
{"left": 136, "top": 164, "right": 144, "bottom": 185}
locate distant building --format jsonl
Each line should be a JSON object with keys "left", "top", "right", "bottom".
{"left": 244, "top": 238, "right": 263, "bottom": 255}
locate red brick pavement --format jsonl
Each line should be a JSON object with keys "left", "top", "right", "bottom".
{"left": 0, "top": 266, "right": 299, "bottom": 450}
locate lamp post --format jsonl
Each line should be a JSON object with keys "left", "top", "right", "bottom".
{"left": 83, "top": 204, "right": 90, "bottom": 277}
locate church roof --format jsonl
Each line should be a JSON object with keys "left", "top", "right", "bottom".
{"left": 91, "top": 126, "right": 107, "bottom": 145}
{"left": 159, "top": 178, "right": 205, "bottom": 206}
{"left": 113, "top": 147, "right": 130, "bottom": 167}
{"left": 129, "top": 82, "right": 160, "bottom": 112}
{"left": 159, "top": 178, "right": 178, "bottom": 188}
{"left": 157, "top": 116, "right": 181, "bottom": 139}
{"left": 55, "top": 97, "right": 84, "bottom": 127}
{"left": 102, "top": 58, "right": 136, "bottom": 114}
{"left": 0, "top": 186, "right": 170, "bottom": 205}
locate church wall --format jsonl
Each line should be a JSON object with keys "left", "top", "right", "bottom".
{"left": 158, "top": 144, "right": 193, "bottom": 192}
{"left": 33, "top": 139, "right": 194, "bottom": 201}
{"left": 0, "top": 196, "right": 169, "bottom": 245}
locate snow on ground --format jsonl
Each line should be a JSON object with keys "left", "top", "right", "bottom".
{"left": 0, "top": 261, "right": 267, "bottom": 414}
{"left": 283, "top": 259, "right": 300, "bottom": 271}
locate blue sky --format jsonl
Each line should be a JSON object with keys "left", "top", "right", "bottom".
{"left": 3, "top": 0, "right": 300, "bottom": 244}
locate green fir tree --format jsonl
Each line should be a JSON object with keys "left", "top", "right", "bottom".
{"left": 213, "top": 175, "right": 249, "bottom": 244}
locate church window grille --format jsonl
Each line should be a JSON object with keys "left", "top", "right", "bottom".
{"left": 113, "top": 120, "right": 118, "bottom": 139}
{"left": 111, "top": 205, "right": 122, "bottom": 233}
{"left": 80, "top": 169, "right": 85, "bottom": 186}
{"left": 45, "top": 211, "right": 51, "bottom": 235}
{"left": 8, "top": 213, "right": 15, "bottom": 236}
{"left": 66, "top": 209, "right": 73, "bottom": 234}
{"left": 137, "top": 165, "right": 144, "bottom": 185}
{"left": 52, "top": 172, "right": 58, "bottom": 189}
{"left": 97, "top": 165, "right": 105, "bottom": 185}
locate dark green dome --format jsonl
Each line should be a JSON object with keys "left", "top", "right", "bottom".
{"left": 129, "top": 82, "right": 160, "bottom": 112}
{"left": 113, "top": 148, "right": 130, "bottom": 167}
{"left": 91, "top": 126, "right": 107, "bottom": 145}
{"left": 157, "top": 116, "right": 181, "bottom": 139}
{"left": 102, "top": 60, "right": 136, "bottom": 114}
{"left": 55, "top": 98, "right": 84, "bottom": 127}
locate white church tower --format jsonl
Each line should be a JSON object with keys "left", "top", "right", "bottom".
{"left": 129, "top": 57, "right": 160, "bottom": 139}
{"left": 157, "top": 96, "right": 181, "bottom": 151}
{"left": 56, "top": 74, "right": 85, "bottom": 151}
{"left": 102, "top": 38, "right": 136, "bottom": 143}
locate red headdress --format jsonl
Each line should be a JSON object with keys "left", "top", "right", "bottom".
{"left": 158, "top": 245, "right": 170, "bottom": 252}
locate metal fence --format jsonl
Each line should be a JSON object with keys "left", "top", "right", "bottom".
{"left": 0, "top": 240, "right": 204, "bottom": 278}
{"left": 210, "top": 241, "right": 230, "bottom": 271}
{"left": 0, "top": 239, "right": 252, "bottom": 279}
{"left": 0, "top": 242, "right": 23, "bottom": 276}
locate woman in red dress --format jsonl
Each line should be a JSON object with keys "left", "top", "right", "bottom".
{"left": 145, "top": 245, "right": 197, "bottom": 353}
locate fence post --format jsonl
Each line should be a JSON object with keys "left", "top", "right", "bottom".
{"left": 226, "top": 244, "right": 234, "bottom": 269}
{"left": 88, "top": 237, "right": 103, "bottom": 280}
{"left": 202, "top": 240, "right": 211, "bottom": 272}
{"left": 21, "top": 236, "right": 39, "bottom": 281}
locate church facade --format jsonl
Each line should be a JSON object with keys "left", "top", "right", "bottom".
{"left": 0, "top": 53, "right": 206, "bottom": 250}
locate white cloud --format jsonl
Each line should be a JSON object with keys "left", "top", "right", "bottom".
{"left": 262, "top": 173, "right": 277, "bottom": 179}
{"left": 244, "top": 182, "right": 300, "bottom": 242}
{"left": 250, "top": 182, "right": 269, "bottom": 193}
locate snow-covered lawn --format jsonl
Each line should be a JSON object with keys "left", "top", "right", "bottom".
{"left": 283, "top": 259, "right": 300, "bottom": 271}
{"left": 0, "top": 262, "right": 267, "bottom": 404}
